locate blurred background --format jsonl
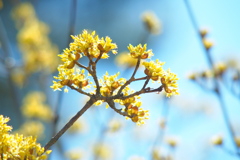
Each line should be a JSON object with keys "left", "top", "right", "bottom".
{"left": 1, "top": 0, "right": 240, "bottom": 160}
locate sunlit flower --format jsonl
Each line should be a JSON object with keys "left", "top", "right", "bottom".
{"left": 128, "top": 44, "right": 154, "bottom": 59}
{"left": 0, "top": 115, "right": 51, "bottom": 159}
{"left": 99, "top": 72, "right": 126, "bottom": 97}
{"left": 142, "top": 59, "right": 165, "bottom": 81}
{"left": 161, "top": 69, "right": 179, "bottom": 97}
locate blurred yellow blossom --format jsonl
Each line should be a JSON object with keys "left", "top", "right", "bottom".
{"left": 93, "top": 143, "right": 112, "bottom": 160}
{"left": 202, "top": 38, "right": 213, "bottom": 50}
{"left": 211, "top": 135, "right": 223, "bottom": 146}
{"left": 165, "top": 136, "right": 178, "bottom": 148}
{"left": 68, "top": 120, "right": 86, "bottom": 134}
{"left": 0, "top": 0, "right": 3, "bottom": 9}
{"left": 115, "top": 51, "right": 138, "bottom": 69}
{"left": 108, "top": 119, "right": 122, "bottom": 132}
{"left": 11, "top": 2, "right": 59, "bottom": 76}
{"left": 65, "top": 149, "right": 83, "bottom": 160}
{"left": 15, "top": 121, "right": 45, "bottom": 139}
{"left": 22, "top": 92, "right": 53, "bottom": 121}
{"left": 142, "top": 11, "right": 161, "bottom": 35}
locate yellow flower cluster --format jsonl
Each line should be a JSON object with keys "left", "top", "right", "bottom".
{"left": 51, "top": 30, "right": 117, "bottom": 92}
{"left": 0, "top": 115, "right": 51, "bottom": 159}
{"left": 161, "top": 69, "right": 179, "bottom": 97}
{"left": 142, "top": 60, "right": 165, "bottom": 81}
{"left": 11, "top": 2, "right": 58, "bottom": 75}
{"left": 99, "top": 72, "right": 126, "bottom": 97}
{"left": 127, "top": 44, "right": 154, "bottom": 59}
{"left": 52, "top": 67, "right": 90, "bottom": 92}
{"left": 142, "top": 61, "right": 179, "bottom": 97}
{"left": 69, "top": 30, "right": 117, "bottom": 59}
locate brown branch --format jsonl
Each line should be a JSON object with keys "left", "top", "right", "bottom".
{"left": 107, "top": 100, "right": 132, "bottom": 118}
{"left": 44, "top": 98, "right": 96, "bottom": 152}
{"left": 75, "top": 61, "right": 89, "bottom": 71}
{"left": 117, "top": 58, "right": 141, "bottom": 95}
{"left": 68, "top": 85, "right": 92, "bottom": 97}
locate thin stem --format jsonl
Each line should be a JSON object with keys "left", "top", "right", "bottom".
{"left": 44, "top": 98, "right": 96, "bottom": 152}
{"left": 68, "top": 85, "right": 92, "bottom": 97}
{"left": 141, "top": 77, "right": 150, "bottom": 90}
{"left": 117, "top": 58, "right": 141, "bottom": 95}
{"left": 183, "top": 0, "right": 240, "bottom": 156}
{"left": 131, "top": 57, "right": 141, "bottom": 79}
{"left": 107, "top": 100, "right": 131, "bottom": 117}
{"left": 75, "top": 61, "right": 89, "bottom": 71}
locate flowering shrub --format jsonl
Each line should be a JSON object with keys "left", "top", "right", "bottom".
{"left": 51, "top": 30, "right": 179, "bottom": 125}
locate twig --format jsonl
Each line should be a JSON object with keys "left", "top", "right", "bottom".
{"left": 183, "top": 0, "right": 240, "bottom": 157}
{"left": 44, "top": 98, "right": 96, "bottom": 152}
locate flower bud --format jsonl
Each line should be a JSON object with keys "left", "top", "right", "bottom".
{"left": 141, "top": 53, "right": 149, "bottom": 59}
{"left": 131, "top": 116, "right": 139, "bottom": 123}
{"left": 131, "top": 106, "right": 139, "bottom": 115}
{"left": 81, "top": 80, "right": 89, "bottom": 87}
{"left": 151, "top": 76, "right": 159, "bottom": 81}
{"left": 144, "top": 68, "right": 150, "bottom": 76}
{"left": 111, "top": 81, "right": 120, "bottom": 90}
{"left": 67, "top": 61, "right": 75, "bottom": 69}
{"left": 97, "top": 44, "right": 105, "bottom": 52}
{"left": 60, "top": 79, "right": 70, "bottom": 86}
{"left": 75, "top": 53, "right": 81, "bottom": 60}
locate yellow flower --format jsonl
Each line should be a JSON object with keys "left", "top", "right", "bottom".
{"left": 128, "top": 44, "right": 154, "bottom": 59}
{"left": 161, "top": 69, "right": 179, "bottom": 97}
{"left": 0, "top": 115, "right": 51, "bottom": 159}
{"left": 70, "top": 30, "right": 117, "bottom": 59}
{"left": 99, "top": 72, "right": 126, "bottom": 97}
{"left": 0, "top": 115, "right": 12, "bottom": 134}
{"left": 142, "top": 60, "right": 165, "bottom": 81}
